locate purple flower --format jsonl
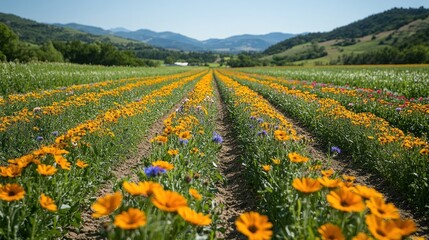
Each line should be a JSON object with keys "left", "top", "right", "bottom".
{"left": 331, "top": 146, "right": 341, "bottom": 154}
{"left": 250, "top": 116, "right": 256, "bottom": 120}
{"left": 179, "top": 139, "right": 189, "bottom": 145}
{"left": 51, "top": 131, "right": 59, "bottom": 137}
{"left": 212, "top": 132, "right": 223, "bottom": 144}
{"left": 395, "top": 107, "right": 402, "bottom": 112}
{"left": 144, "top": 166, "right": 166, "bottom": 177}
{"left": 257, "top": 118, "right": 264, "bottom": 123}
{"left": 257, "top": 130, "right": 267, "bottom": 137}
{"left": 36, "top": 136, "right": 43, "bottom": 142}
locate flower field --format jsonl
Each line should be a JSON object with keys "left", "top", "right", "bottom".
{"left": 0, "top": 63, "right": 428, "bottom": 239}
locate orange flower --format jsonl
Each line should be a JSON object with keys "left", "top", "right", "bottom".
{"left": 271, "top": 158, "right": 281, "bottom": 165}
{"left": 292, "top": 177, "right": 322, "bottom": 194}
{"left": 365, "top": 214, "right": 402, "bottom": 240}
{"left": 327, "top": 187, "right": 365, "bottom": 212}
{"left": 318, "top": 223, "right": 345, "bottom": 240}
{"left": 114, "top": 208, "right": 147, "bottom": 230}
{"left": 342, "top": 174, "right": 356, "bottom": 183}
{"left": 178, "top": 131, "right": 192, "bottom": 140}
{"left": 366, "top": 197, "right": 400, "bottom": 219}
{"left": 39, "top": 193, "right": 57, "bottom": 212}
{"left": 393, "top": 218, "right": 417, "bottom": 237}
{"left": 262, "top": 165, "right": 271, "bottom": 172}
{"left": 91, "top": 192, "right": 122, "bottom": 218}
{"left": 352, "top": 185, "right": 383, "bottom": 200}
{"left": 0, "top": 183, "right": 25, "bottom": 201}
{"left": 151, "top": 135, "right": 168, "bottom": 144}
{"left": 152, "top": 160, "right": 174, "bottom": 170}
{"left": 36, "top": 164, "right": 57, "bottom": 176}
{"left": 318, "top": 177, "right": 342, "bottom": 188}
{"left": 178, "top": 207, "right": 211, "bottom": 226}
{"left": 76, "top": 160, "right": 89, "bottom": 169}
{"left": 189, "top": 188, "right": 202, "bottom": 200}
{"left": 274, "top": 130, "right": 290, "bottom": 141}
{"left": 235, "top": 211, "right": 272, "bottom": 240}
{"left": 151, "top": 189, "right": 187, "bottom": 212}
{"left": 352, "top": 232, "right": 371, "bottom": 240}
{"left": 288, "top": 152, "right": 309, "bottom": 163}
{"left": 123, "top": 181, "right": 163, "bottom": 197}
{"left": 0, "top": 165, "right": 22, "bottom": 178}
{"left": 321, "top": 168, "right": 334, "bottom": 177}
{"left": 168, "top": 149, "right": 179, "bottom": 155}
{"left": 420, "top": 148, "right": 429, "bottom": 155}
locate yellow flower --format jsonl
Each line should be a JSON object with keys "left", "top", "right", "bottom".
{"left": 151, "top": 189, "right": 187, "bottom": 212}
{"left": 288, "top": 152, "right": 309, "bottom": 163}
{"left": 37, "top": 164, "right": 57, "bottom": 176}
{"left": 366, "top": 214, "right": 402, "bottom": 240}
{"left": 91, "top": 192, "right": 122, "bottom": 218}
{"left": 318, "top": 223, "right": 345, "bottom": 240}
{"left": 114, "top": 208, "right": 147, "bottom": 230}
{"left": 151, "top": 135, "right": 168, "bottom": 144}
{"left": 352, "top": 232, "right": 372, "bottom": 240}
{"left": 76, "top": 160, "right": 89, "bottom": 169}
{"left": 167, "top": 149, "right": 179, "bottom": 155}
{"left": 189, "top": 188, "right": 202, "bottom": 200}
{"left": 274, "top": 130, "right": 290, "bottom": 141}
{"left": 235, "top": 211, "right": 272, "bottom": 240}
{"left": 318, "top": 177, "right": 342, "bottom": 188}
{"left": 178, "top": 207, "right": 211, "bottom": 226}
{"left": 152, "top": 160, "right": 174, "bottom": 170}
{"left": 352, "top": 185, "right": 383, "bottom": 200}
{"left": 0, "top": 183, "right": 25, "bottom": 201}
{"left": 393, "top": 218, "right": 417, "bottom": 237}
{"left": 262, "top": 165, "right": 271, "bottom": 172}
{"left": 40, "top": 193, "right": 57, "bottom": 212}
{"left": 292, "top": 177, "right": 322, "bottom": 194}
{"left": 271, "top": 158, "right": 281, "bottom": 165}
{"left": 178, "top": 131, "right": 192, "bottom": 140}
{"left": 123, "top": 181, "right": 163, "bottom": 197}
{"left": 321, "top": 168, "right": 334, "bottom": 177}
{"left": 420, "top": 148, "right": 429, "bottom": 155}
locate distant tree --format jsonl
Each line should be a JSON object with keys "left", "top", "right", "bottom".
{"left": 39, "top": 41, "right": 64, "bottom": 62}
{"left": 0, "top": 23, "right": 19, "bottom": 60}
{"left": 164, "top": 56, "right": 175, "bottom": 64}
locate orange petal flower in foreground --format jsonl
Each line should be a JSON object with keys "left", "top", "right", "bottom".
{"left": 152, "top": 160, "right": 174, "bottom": 170}
{"left": 318, "top": 177, "right": 342, "bottom": 188}
{"left": 318, "top": 223, "right": 345, "bottom": 240}
{"left": 114, "top": 208, "right": 147, "bottom": 230}
{"left": 365, "top": 214, "right": 402, "bottom": 240}
{"left": 76, "top": 160, "right": 89, "bottom": 169}
{"left": 366, "top": 197, "right": 400, "bottom": 219}
{"left": 39, "top": 193, "right": 57, "bottom": 212}
{"left": 326, "top": 187, "right": 365, "bottom": 212}
{"left": 36, "top": 164, "right": 57, "bottom": 176}
{"left": 235, "top": 211, "right": 273, "bottom": 240}
{"left": 393, "top": 218, "right": 417, "bottom": 237}
{"left": 91, "top": 192, "right": 122, "bottom": 218}
{"left": 262, "top": 165, "right": 271, "bottom": 172}
{"left": 352, "top": 232, "right": 372, "bottom": 240}
{"left": 292, "top": 177, "right": 322, "bottom": 194}
{"left": 0, "top": 183, "right": 25, "bottom": 201}
{"left": 151, "top": 189, "right": 187, "bottom": 212}
{"left": 178, "top": 207, "right": 211, "bottom": 226}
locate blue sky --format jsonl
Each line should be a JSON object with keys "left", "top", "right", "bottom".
{"left": 1, "top": 0, "right": 428, "bottom": 40}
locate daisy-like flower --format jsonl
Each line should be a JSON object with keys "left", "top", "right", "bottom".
{"left": 189, "top": 188, "right": 202, "bottom": 200}
{"left": 271, "top": 158, "right": 281, "bottom": 165}
{"left": 179, "top": 131, "right": 192, "bottom": 140}
{"left": 0, "top": 183, "right": 25, "bottom": 201}
{"left": 352, "top": 232, "right": 372, "bottom": 240}
{"left": 167, "top": 149, "right": 179, "bottom": 156}
{"left": 76, "top": 160, "right": 89, "bottom": 169}
{"left": 318, "top": 177, "right": 342, "bottom": 188}
{"left": 39, "top": 193, "right": 57, "bottom": 212}
{"left": 91, "top": 192, "right": 122, "bottom": 218}
{"left": 292, "top": 177, "right": 322, "bottom": 194}
{"left": 393, "top": 218, "right": 417, "bottom": 237}
{"left": 212, "top": 132, "right": 223, "bottom": 144}
{"left": 123, "top": 181, "right": 163, "bottom": 197}
{"left": 274, "top": 130, "right": 290, "bottom": 141}
{"left": 36, "top": 164, "right": 57, "bottom": 176}
{"left": 352, "top": 185, "right": 383, "bottom": 200}
{"left": 144, "top": 166, "right": 166, "bottom": 177}
{"left": 151, "top": 189, "right": 187, "bottom": 212}
{"left": 152, "top": 160, "right": 174, "bottom": 171}
{"left": 235, "top": 211, "right": 272, "bottom": 240}
{"left": 327, "top": 187, "right": 365, "bottom": 212}
{"left": 318, "top": 223, "right": 345, "bottom": 240}
{"left": 262, "top": 165, "right": 271, "bottom": 172}
{"left": 366, "top": 214, "right": 402, "bottom": 240}
{"left": 178, "top": 207, "right": 211, "bottom": 226}
{"left": 288, "top": 152, "right": 309, "bottom": 163}
{"left": 151, "top": 135, "right": 168, "bottom": 144}
{"left": 114, "top": 208, "right": 147, "bottom": 230}
{"left": 321, "top": 168, "right": 334, "bottom": 177}
{"left": 366, "top": 197, "right": 400, "bottom": 219}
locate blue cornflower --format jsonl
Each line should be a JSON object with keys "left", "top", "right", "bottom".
{"left": 144, "top": 166, "right": 166, "bottom": 177}
{"left": 257, "top": 118, "right": 264, "bottom": 123}
{"left": 331, "top": 146, "right": 342, "bottom": 154}
{"left": 36, "top": 136, "right": 43, "bottom": 142}
{"left": 395, "top": 107, "right": 402, "bottom": 112}
{"left": 257, "top": 130, "right": 267, "bottom": 137}
{"left": 179, "top": 139, "right": 189, "bottom": 145}
{"left": 212, "top": 132, "right": 223, "bottom": 144}
{"left": 51, "top": 131, "right": 59, "bottom": 137}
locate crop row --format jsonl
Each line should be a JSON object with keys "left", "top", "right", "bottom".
{"left": 0, "top": 70, "right": 205, "bottom": 239}
{"left": 231, "top": 70, "right": 429, "bottom": 137}
{"left": 219, "top": 69, "right": 429, "bottom": 215}
{"left": 214, "top": 70, "right": 419, "bottom": 239}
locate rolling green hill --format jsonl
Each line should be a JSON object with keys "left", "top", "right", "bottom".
{"left": 263, "top": 7, "right": 429, "bottom": 65}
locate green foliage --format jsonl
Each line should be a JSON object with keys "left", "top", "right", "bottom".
{"left": 0, "top": 23, "right": 19, "bottom": 60}
{"left": 227, "top": 53, "right": 262, "bottom": 67}
{"left": 272, "top": 42, "right": 327, "bottom": 65}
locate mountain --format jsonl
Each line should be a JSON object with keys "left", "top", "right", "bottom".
{"left": 262, "top": 7, "right": 429, "bottom": 65}
{"left": 55, "top": 23, "right": 295, "bottom": 52}
{"left": 264, "top": 7, "right": 429, "bottom": 55}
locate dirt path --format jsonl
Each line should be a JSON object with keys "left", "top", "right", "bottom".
{"left": 213, "top": 78, "right": 256, "bottom": 239}
{"left": 66, "top": 99, "right": 187, "bottom": 239}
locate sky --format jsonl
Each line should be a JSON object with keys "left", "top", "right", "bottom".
{"left": 0, "top": 0, "right": 428, "bottom": 40}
